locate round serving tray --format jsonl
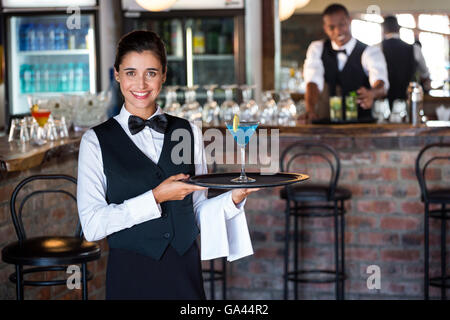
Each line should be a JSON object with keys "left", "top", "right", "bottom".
{"left": 187, "top": 172, "right": 309, "bottom": 189}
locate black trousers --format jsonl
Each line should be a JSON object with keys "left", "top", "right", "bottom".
{"left": 106, "top": 242, "right": 206, "bottom": 300}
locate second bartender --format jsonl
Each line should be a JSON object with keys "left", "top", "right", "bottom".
{"left": 303, "top": 3, "right": 389, "bottom": 122}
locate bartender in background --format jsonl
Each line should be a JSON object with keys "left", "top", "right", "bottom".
{"left": 303, "top": 3, "right": 389, "bottom": 122}
{"left": 381, "top": 15, "right": 431, "bottom": 110}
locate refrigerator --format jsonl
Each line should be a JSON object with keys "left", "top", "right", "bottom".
{"left": 1, "top": 0, "right": 100, "bottom": 119}
{"left": 120, "top": 0, "right": 245, "bottom": 105}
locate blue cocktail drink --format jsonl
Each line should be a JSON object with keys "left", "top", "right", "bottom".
{"left": 226, "top": 118, "right": 259, "bottom": 183}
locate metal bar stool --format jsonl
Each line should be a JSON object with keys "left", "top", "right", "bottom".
{"left": 1, "top": 174, "right": 101, "bottom": 300}
{"left": 203, "top": 187, "right": 229, "bottom": 300}
{"left": 280, "top": 142, "right": 350, "bottom": 300}
{"left": 416, "top": 143, "right": 450, "bottom": 300}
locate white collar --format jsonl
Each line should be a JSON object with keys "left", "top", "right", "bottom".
{"left": 384, "top": 33, "right": 401, "bottom": 40}
{"left": 331, "top": 37, "right": 357, "bottom": 55}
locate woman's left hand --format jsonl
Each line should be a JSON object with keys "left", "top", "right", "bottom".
{"left": 231, "top": 188, "right": 261, "bottom": 205}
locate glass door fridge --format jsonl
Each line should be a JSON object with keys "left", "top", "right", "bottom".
{"left": 2, "top": 1, "right": 99, "bottom": 117}
{"left": 121, "top": 1, "right": 245, "bottom": 105}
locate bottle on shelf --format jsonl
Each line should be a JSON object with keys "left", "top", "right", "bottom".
{"left": 41, "top": 63, "right": 50, "bottom": 92}
{"left": 34, "top": 64, "right": 41, "bottom": 92}
{"left": 74, "top": 63, "right": 84, "bottom": 91}
{"left": 59, "top": 64, "right": 69, "bottom": 92}
{"left": 49, "top": 64, "right": 59, "bottom": 92}
{"left": 171, "top": 19, "right": 183, "bottom": 57}
{"left": 67, "top": 63, "right": 75, "bottom": 92}
{"left": 68, "top": 28, "right": 76, "bottom": 49}
{"left": 35, "top": 23, "right": 46, "bottom": 50}
{"left": 76, "top": 22, "right": 89, "bottom": 49}
{"left": 47, "top": 23, "right": 56, "bottom": 50}
{"left": 20, "top": 64, "right": 28, "bottom": 93}
{"left": 193, "top": 20, "right": 205, "bottom": 54}
{"left": 27, "top": 23, "right": 36, "bottom": 51}
{"left": 19, "top": 23, "right": 29, "bottom": 51}
{"left": 82, "top": 63, "right": 90, "bottom": 91}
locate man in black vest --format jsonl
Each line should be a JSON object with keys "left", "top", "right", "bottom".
{"left": 381, "top": 15, "right": 431, "bottom": 110}
{"left": 303, "top": 3, "right": 389, "bottom": 122}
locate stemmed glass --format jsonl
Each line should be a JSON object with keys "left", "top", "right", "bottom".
{"left": 164, "top": 85, "right": 181, "bottom": 117}
{"left": 180, "top": 86, "right": 202, "bottom": 122}
{"left": 202, "top": 84, "right": 220, "bottom": 126}
{"left": 277, "top": 90, "right": 297, "bottom": 126}
{"left": 30, "top": 105, "right": 51, "bottom": 145}
{"left": 225, "top": 117, "right": 260, "bottom": 183}
{"left": 239, "top": 85, "right": 259, "bottom": 122}
{"left": 260, "top": 90, "right": 277, "bottom": 125}
{"left": 219, "top": 85, "right": 239, "bottom": 124}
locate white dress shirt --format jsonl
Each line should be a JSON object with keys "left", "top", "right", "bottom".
{"left": 303, "top": 37, "right": 390, "bottom": 92}
{"left": 77, "top": 105, "right": 253, "bottom": 262}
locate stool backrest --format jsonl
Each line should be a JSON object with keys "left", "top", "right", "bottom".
{"left": 415, "top": 143, "right": 450, "bottom": 203}
{"left": 9, "top": 174, "right": 82, "bottom": 242}
{"left": 280, "top": 142, "right": 340, "bottom": 200}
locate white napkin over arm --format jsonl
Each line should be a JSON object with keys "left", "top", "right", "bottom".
{"left": 195, "top": 190, "right": 253, "bottom": 262}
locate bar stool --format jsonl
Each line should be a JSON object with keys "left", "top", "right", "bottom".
{"left": 203, "top": 187, "right": 229, "bottom": 300}
{"left": 416, "top": 143, "right": 450, "bottom": 300}
{"left": 280, "top": 142, "right": 350, "bottom": 300}
{"left": 1, "top": 174, "right": 101, "bottom": 300}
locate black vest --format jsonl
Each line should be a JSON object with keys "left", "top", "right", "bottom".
{"left": 93, "top": 114, "right": 198, "bottom": 260}
{"left": 321, "top": 39, "right": 372, "bottom": 120}
{"left": 382, "top": 38, "right": 415, "bottom": 108}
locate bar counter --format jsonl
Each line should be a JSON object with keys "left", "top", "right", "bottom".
{"left": 1, "top": 122, "right": 449, "bottom": 299}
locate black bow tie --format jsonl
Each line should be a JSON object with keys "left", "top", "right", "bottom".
{"left": 333, "top": 49, "right": 347, "bottom": 55}
{"left": 128, "top": 114, "right": 168, "bottom": 135}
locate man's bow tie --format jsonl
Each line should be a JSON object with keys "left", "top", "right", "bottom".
{"left": 333, "top": 49, "right": 347, "bottom": 55}
{"left": 128, "top": 113, "right": 168, "bottom": 135}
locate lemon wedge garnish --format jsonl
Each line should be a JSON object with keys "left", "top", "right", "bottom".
{"left": 31, "top": 104, "right": 39, "bottom": 112}
{"left": 232, "top": 114, "right": 239, "bottom": 132}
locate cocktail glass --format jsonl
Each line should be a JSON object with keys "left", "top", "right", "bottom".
{"left": 225, "top": 120, "right": 259, "bottom": 183}
{"left": 31, "top": 107, "right": 51, "bottom": 144}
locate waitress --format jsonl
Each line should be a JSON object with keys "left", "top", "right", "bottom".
{"left": 77, "top": 30, "right": 257, "bottom": 300}
{"left": 303, "top": 3, "right": 389, "bottom": 122}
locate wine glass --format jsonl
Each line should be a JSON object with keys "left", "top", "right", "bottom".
{"left": 225, "top": 118, "right": 259, "bottom": 183}
{"left": 260, "top": 90, "right": 277, "bottom": 125}
{"left": 219, "top": 85, "right": 239, "bottom": 124}
{"left": 202, "top": 84, "right": 220, "bottom": 126}
{"left": 277, "top": 90, "right": 297, "bottom": 126}
{"left": 239, "top": 85, "right": 259, "bottom": 122}
{"left": 164, "top": 85, "right": 181, "bottom": 117}
{"left": 30, "top": 105, "right": 51, "bottom": 145}
{"left": 180, "top": 85, "right": 202, "bottom": 122}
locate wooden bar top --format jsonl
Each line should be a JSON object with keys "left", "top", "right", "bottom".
{"left": 0, "top": 132, "right": 83, "bottom": 173}
{"left": 1, "top": 122, "right": 450, "bottom": 172}
{"left": 204, "top": 121, "right": 450, "bottom": 138}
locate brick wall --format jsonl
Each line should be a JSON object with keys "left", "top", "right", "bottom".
{"left": 0, "top": 153, "right": 108, "bottom": 300}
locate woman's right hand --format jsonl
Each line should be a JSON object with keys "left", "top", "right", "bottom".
{"left": 153, "top": 173, "right": 207, "bottom": 204}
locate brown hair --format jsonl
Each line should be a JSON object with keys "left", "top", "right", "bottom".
{"left": 114, "top": 30, "right": 167, "bottom": 74}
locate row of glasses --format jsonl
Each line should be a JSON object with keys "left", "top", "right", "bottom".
{"left": 8, "top": 113, "right": 69, "bottom": 146}
{"left": 163, "top": 85, "right": 299, "bottom": 126}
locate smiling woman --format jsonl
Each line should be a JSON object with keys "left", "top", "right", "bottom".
{"left": 75, "top": 30, "right": 255, "bottom": 300}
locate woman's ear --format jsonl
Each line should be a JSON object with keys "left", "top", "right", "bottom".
{"left": 114, "top": 68, "right": 120, "bottom": 82}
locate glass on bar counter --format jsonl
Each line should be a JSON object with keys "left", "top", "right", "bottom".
{"left": 345, "top": 91, "right": 358, "bottom": 121}
{"left": 329, "top": 96, "right": 342, "bottom": 122}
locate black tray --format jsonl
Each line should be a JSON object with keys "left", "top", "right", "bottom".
{"left": 187, "top": 172, "right": 309, "bottom": 189}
